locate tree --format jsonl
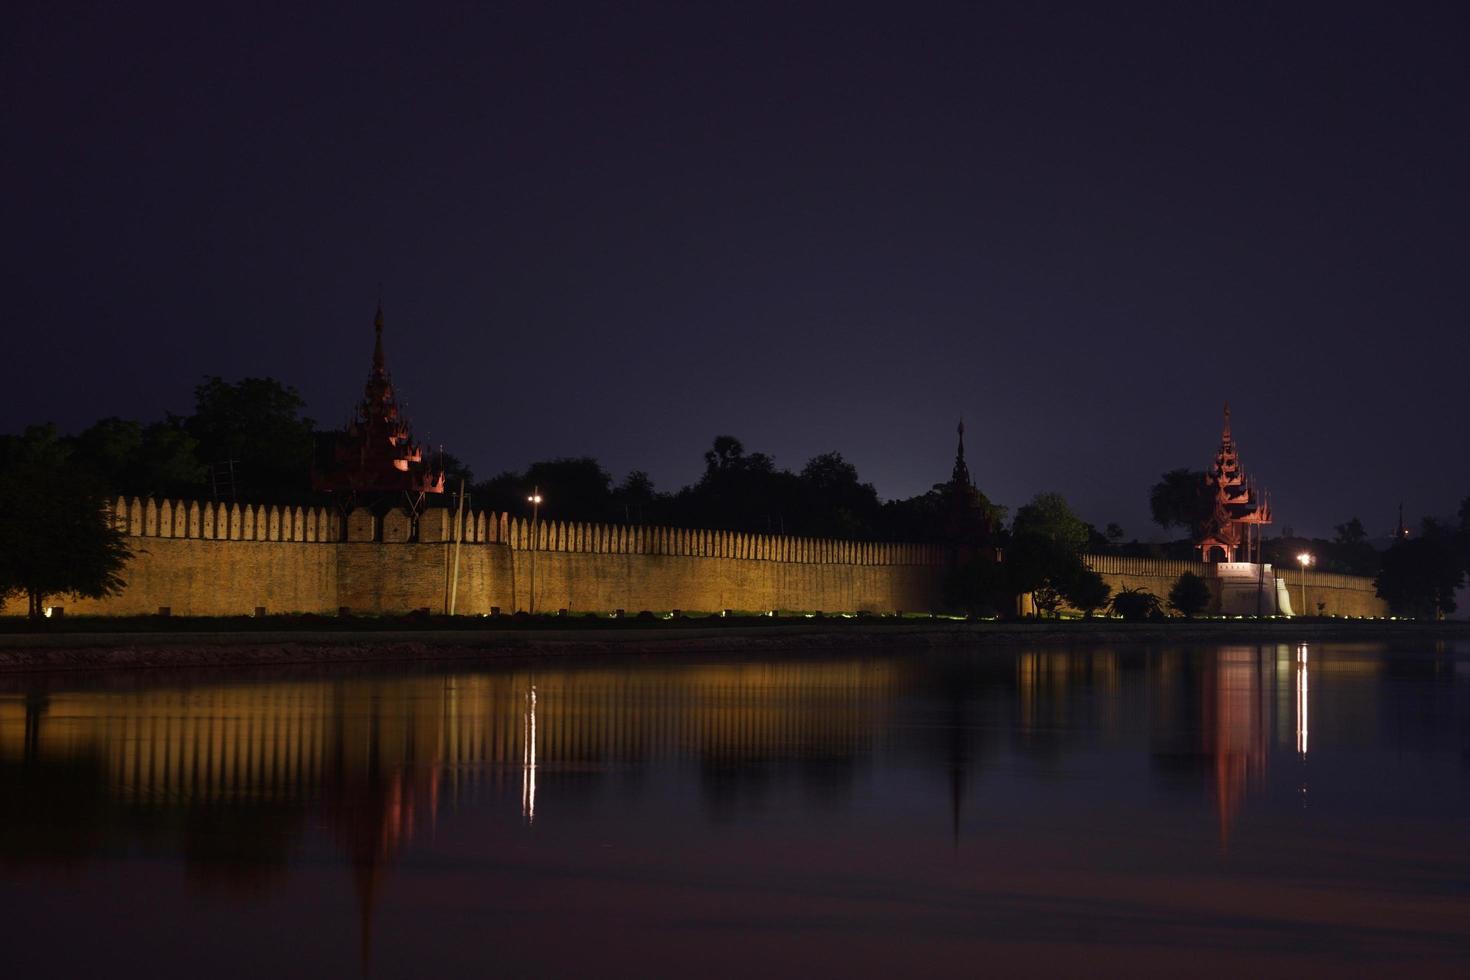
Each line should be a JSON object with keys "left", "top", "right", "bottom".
{"left": 1108, "top": 587, "right": 1163, "bottom": 622}
{"left": 795, "top": 452, "right": 881, "bottom": 538}
{"left": 439, "top": 452, "right": 474, "bottom": 489}
{"left": 1375, "top": 533, "right": 1464, "bottom": 619}
{"left": 1061, "top": 565, "right": 1111, "bottom": 618}
{"left": 186, "top": 377, "right": 316, "bottom": 502}
{"left": 1149, "top": 469, "right": 1208, "bottom": 531}
{"left": 1167, "top": 572, "right": 1212, "bottom": 618}
{"left": 1005, "top": 494, "right": 1095, "bottom": 618}
{"left": 1012, "top": 492, "right": 1090, "bottom": 553}
{"left": 69, "top": 417, "right": 206, "bottom": 498}
{"left": 0, "top": 426, "right": 131, "bottom": 619}
{"left": 942, "top": 553, "right": 1006, "bottom": 616}
{"left": 1333, "top": 517, "right": 1368, "bottom": 546}
{"left": 676, "top": 435, "right": 794, "bottom": 533}
{"left": 473, "top": 457, "right": 615, "bottom": 521}
{"left": 611, "top": 470, "right": 661, "bottom": 524}
{"left": 703, "top": 434, "right": 749, "bottom": 474}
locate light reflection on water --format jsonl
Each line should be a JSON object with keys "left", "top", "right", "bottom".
{"left": 1, "top": 642, "right": 1468, "bottom": 978}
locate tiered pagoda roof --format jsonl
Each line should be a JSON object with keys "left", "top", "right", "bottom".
{"left": 1196, "top": 404, "right": 1271, "bottom": 562}
{"left": 311, "top": 305, "right": 445, "bottom": 499}
{"left": 943, "top": 419, "right": 995, "bottom": 550}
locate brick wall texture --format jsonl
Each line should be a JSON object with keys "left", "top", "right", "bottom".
{"left": 0, "top": 498, "right": 1388, "bottom": 618}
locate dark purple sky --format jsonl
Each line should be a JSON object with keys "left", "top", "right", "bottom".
{"left": 4, "top": 1, "right": 1467, "bottom": 538}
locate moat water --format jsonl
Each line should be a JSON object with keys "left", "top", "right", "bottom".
{"left": 2, "top": 641, "right": 1469, "bottom": 978}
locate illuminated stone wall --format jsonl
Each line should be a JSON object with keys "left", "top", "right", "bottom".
{"left": 1276, "top": 567, "right": 1389, "bottom": 618}
{"left": 1081, "top": 554, "right": 1389, "bottom": 618}
{"left": 0, "top": 498, "right": 1386, "bottom": 618}
{"left": 0, "top": 498, "right": 945, "bottom": 616}
{"left": 1084, "top": 555, "right": 1214, "bottom": 606}
{"left": 0, "top": 498, "right": 342, "bottom": 616}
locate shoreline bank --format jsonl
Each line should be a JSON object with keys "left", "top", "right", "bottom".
{"left": 1, "top": 620, "right": 1466, "bottom": 674}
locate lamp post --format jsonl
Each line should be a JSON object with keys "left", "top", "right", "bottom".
{"left": 527, "top": 487, "right": 543, "bottom": 614}
{"left": 1296, "top": 552, "right": 1313, "bottom": 618}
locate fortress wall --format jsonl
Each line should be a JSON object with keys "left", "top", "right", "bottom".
{"left": 336, "top": 543, "right": 508, "bottom": 615}
{"left": 5, "top": 500, "right": 943, "bottom": 617}
{"left": 0, "top": 498, "right": 340, "bottom": 617}
{"left": 1084, "top": 554, "right": 1214, "bottom": 604}
{"left": 1080, "top": 553, "right": 1387, "bottom": 618}
{"left": 0, "top": 496, "right": 1389, "bottom": 619}
{"left": 19, "top": 536, "right": 338, "bottom": 616}
{"left": 499, "top": 549, "right": 943, "bottom": 614}
{"left": 1286, "top": 568, "right": 1388, "bottom": 618}
{"left": 0, "top": 496, "right": 1390, "bottom": 620}
{"left": 481, "top": 517, "right": 944, "bottom": 614}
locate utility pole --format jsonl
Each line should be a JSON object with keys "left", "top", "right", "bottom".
{"left": 448, "top": 479, "right": 466, "bottom": 615}
{"left": 527, "top": 486, "right": 542, "bottom": 614}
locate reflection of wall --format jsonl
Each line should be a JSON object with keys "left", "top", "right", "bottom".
{"left": 0, "top": 660, "right": 903, "bottom": 961}
{"left": 1015, "top": 650, "right": 1121, "bottom": 740}
{"left": 0, "top": 662, "right": 899, "bottom": 807}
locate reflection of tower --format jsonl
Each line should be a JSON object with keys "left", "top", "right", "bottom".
{"left": 22, "top": 690, "right": 49, "bottom": 762}
{"left": 320, "top": 682, "right": 446, "bottom": 977}
{"left": 945, "top": 688, "right": 968, "bottom": 849}
{"left": 1209, "top": 647, "right": 1269, "bottom": 850}
{"left": 522, "top": 685, "right": 537, "bottom": 825}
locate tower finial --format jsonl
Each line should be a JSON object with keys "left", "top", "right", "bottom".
{"left": 1223, "top": 401, "right": 1232, "bottom": 440}
{"left": 951, "top": 417, "right": 972, "bottom": 489}
{"left": 372, "top": 303, "right": 386, "bottom": 374}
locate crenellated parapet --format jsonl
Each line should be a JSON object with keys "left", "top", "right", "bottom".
{"left": 405, "top": 505, "right": 940, "bottom": 567}
{"left": 109, "top": 497, "right": 342, "bottom": 543}
{"left": 106, "top": 497, "right": 945, "bottom": 567}
{"left": 1083, "top": 554, "right": 1214, "bottom": 579}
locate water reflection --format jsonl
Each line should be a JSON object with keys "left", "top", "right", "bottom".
{"left": 522, "top": 685, "right": 536, "bottom": 824}
{"left": 0, "top": 646, "right": 1394, "bottom": 866}
{"left": 1, "top": 643, "right": 1467, "bottom": 976}
{"left": 1297, "top": 643, "right": 1310, "bottom": 757}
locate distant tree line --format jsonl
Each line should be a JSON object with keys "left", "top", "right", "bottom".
{"left": 469, "top": 435, "right": 1008, "bottom": 544}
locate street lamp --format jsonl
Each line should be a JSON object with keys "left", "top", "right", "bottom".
{"left": 527, "top": 487, "right": 543, "bottom": 614}
{"left": 1296, "top": 552, "right": 1313, "bottom": 618}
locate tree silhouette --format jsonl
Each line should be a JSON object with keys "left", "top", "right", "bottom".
{"left": 1167, "top": 572, "right": 1212, "bottom": 618}
{"left": 1149, "top": 468, "right": 1208, "bottom": 531}
{"left": 0, "top": 426, "right": 131, "bottom": 618}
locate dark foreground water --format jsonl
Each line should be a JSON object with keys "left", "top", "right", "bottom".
{"left": 2, "top": 641, "right": 1469, "bottom": 978}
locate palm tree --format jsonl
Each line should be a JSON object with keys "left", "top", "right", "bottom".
{"left": 1108, "top": 587, "right": 1163, "bottom": 622}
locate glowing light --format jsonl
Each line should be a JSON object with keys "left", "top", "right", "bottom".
{"left": 527, "top": 494, "right": 543, "bottom": 505}
{"left": 43, "top": 607, "right": 54, "bottom": 619}
{"left": 1296, "top": 552, "right": 1313, "bottom": 568}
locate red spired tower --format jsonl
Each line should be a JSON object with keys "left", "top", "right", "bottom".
{"left": 1196, "top": 404, "right": 1272, "bottom": 562}
{"left": 312, "top": 304, "right": 445, "bottom": 508}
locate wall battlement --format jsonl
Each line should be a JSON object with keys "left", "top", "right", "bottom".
{"left": 110, "top": 497, "right": 943, "bottom": 566}
{"left": 3, "top": 499, "right": 1385, "bottom": 619}
{"left": 1080, "top": 552, "right": 1387, "bottom": 618}
{"left": 25, "top": 498, "right": 944, "bottom": 617}
{"left": 110, "top": 497, "right": 342, "bottom": 544}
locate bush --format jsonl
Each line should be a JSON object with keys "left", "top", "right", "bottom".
{"left": 1167, "top": 572, "right": 1212, "bottom": 618}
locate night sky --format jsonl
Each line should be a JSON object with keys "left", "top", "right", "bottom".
{"left": 4, "top": 2, "right": 1467, "bottom": 538}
